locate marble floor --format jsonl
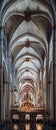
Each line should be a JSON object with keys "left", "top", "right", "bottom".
{"left": 0, "top": 122, "right": 56, "bottom": 130}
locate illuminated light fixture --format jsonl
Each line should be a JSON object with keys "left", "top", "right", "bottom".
{"left": 25, "top": 124, "right": 30, "bottom": 130}
{"left": 36, "top": 115, "right": 44, "bottom": 120}
{"left": 25, "top": 114, "right": 30, "bottom": 120}
{"left": 12, "top": 114, "right": 19, "bottom": 120}
{"left": 36, "top": 124, "right": 43, "bottom": 130}
{"left": 13, "top": 124, "right": 18, "bottom": 130}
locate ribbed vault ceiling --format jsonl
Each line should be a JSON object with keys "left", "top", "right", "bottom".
{"left": 2, "top": 0, "right": 53, "bottom": 107}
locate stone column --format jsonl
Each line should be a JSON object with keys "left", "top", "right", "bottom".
{"left": 8, "top": 82, "right": 11, "bottom": 119}
{"left": 3, "top": 81, "right": 7, "bottom": 120}
{"left": 3, "top": 81, "right": 10, "bottom": 120}
{"left": 6, "top": 56, "right": 11, "bottom": 119}
{"left": 49, "top": 35, "right": 54, "bottom": 120}
{"left": 0, "top": 26, "right": 3, "bottom": 120}
{"left": 10, "top": 88, "right": 14, "bottom": 107}
{"left": 37, "top": 70, "right": 40, "bottom": 107}
{"left": 46, "top": 57, "right": 50, "bottom": 115}
{"left": 46, "top": 33, "right": 54, "bottom": 119}
{"left": 53, "top": 22, "right": 56, "bottom": 120}
{"left": 40, "top": 68, "right": 44, "bottom": 107}
{"left": 0, "top": 67, "right": 3, "bottom": 120}
{"left": 49, "top": 63, "right": 53, "bottom": 120}
{"left": 34, "top": 82, "right": 37, "bottom": 107}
